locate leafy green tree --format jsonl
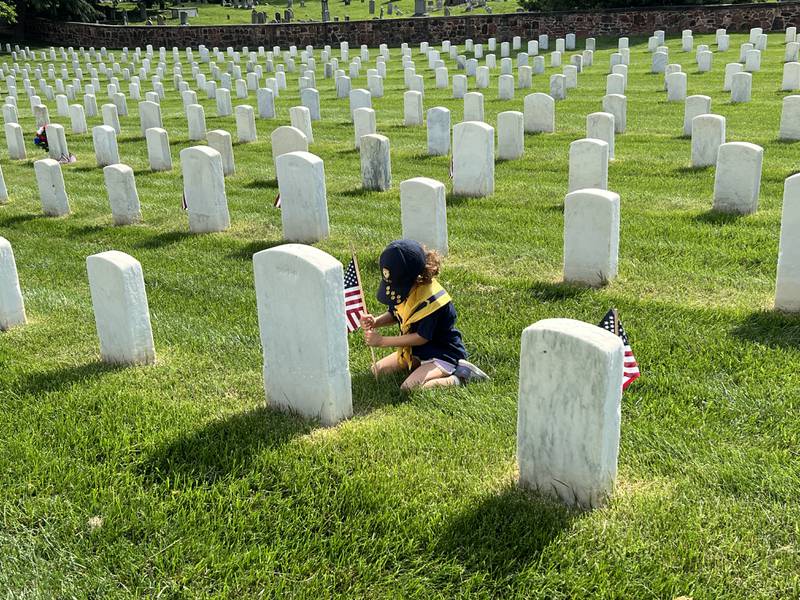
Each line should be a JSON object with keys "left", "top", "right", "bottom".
{"left": 0, "top": 1, "right": 17, "bottom": 24}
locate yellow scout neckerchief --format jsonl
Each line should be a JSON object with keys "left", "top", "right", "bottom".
{"left": 395, "top": 278, "right": 452, "bottom": 370}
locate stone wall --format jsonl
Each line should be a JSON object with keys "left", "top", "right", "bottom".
{"left": 18, "top": 2, "right": 800, "bottom": 49}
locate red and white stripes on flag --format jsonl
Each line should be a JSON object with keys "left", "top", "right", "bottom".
{"left": 344, "top": 257, "right": 367, "bottom": 333}
{"left": 598, "top": 309, "right": 640, "bottom": 391}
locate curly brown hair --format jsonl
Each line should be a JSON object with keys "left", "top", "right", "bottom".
{"left": 417, "top": 246, "right": 441, "bottom": 284}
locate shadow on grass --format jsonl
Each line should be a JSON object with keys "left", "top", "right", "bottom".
{"left": 730, "top": 309, "right": 800, "bottom": 349}
{"left": 141, "top": 406, "right": 312, "bottom": 485}
{"left": 529, "top": 280, "right": 592, "bottom": 302}
{"left": 692, "top": 210, "right": 745, "bottom": 225}
{"left": 434, "top": 484, "right": 578, "bottom": 579}
{"left": 336, "top": 147, "right": 360, "bottom": 156}
{"left": 8, "top": 360, "right": 126, "bottom": 397}
{"left": 674, "top": 165, "right": 712, "bottom": 175}
{"left": 228, "top": 239, "right": 285, "bottom": 260}
{"left": 135, "top": 230, "right": 194, "bottom": 249}
{"left": 445, "top": 192, "right": 474, "bottom": 207}
{"left": 0, "top": 213, "right": 40, "bottom": 227}
{"left": 351, "top": 370, "right": 408, "bottom": 415}
{"left": 243, "top": 177, "right": 278, "bottom": 189}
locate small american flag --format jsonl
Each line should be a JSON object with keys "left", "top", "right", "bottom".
{"left": 274, "top": 192, "right": 281, "bottom": 209}
{"left": 598, "top": 309, "right": 640, "bottom": 391}
{"left": 344, "top": 256, "right": 366, "bottom": 333}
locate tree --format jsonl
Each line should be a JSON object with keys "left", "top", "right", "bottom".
{"left": 0, "top": 1, "right": 16, "bottom": 24}
{"left": 16, "top": 0, "right": 99, "bottom": 22}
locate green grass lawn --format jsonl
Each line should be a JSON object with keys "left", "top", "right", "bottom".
{"left": 111, "top": 0, "right": 513, "bottom": 24}
{"left": 2, "top": 33, "right": 800, "bottom": 597}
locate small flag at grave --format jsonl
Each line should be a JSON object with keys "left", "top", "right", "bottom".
{"left": 344, "top": 255, "right": 367, "bottom": 333}
{"left": 274, "top": 192, "right": 281, "bottom": 209}
{"left": 598, "top": 308, "right": 640, "bottom": 390}
{"left": 181, "top": 192, "right": 187, "bottom": 210}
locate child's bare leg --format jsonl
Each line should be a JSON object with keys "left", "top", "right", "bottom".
{"left": 421, "top": 374, "right": 460, "bottom": 389}
{"left": 372, "top": 352, "right": 404, "bottom": 377}
{"left": 401, "top": 362, "right": 458, "bottom": 391}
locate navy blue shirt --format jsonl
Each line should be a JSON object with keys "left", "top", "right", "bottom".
{"left": 390, "top": 302, "right": 467, "bottom": 365}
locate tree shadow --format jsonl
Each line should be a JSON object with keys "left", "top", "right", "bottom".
{"left": 692, "top": 210, "right": 745, "bottom": 225}
{"left": 730, "top": 309, "right": 800, "bottom": 349}
{"left": 135, "top": 230, "right": 193, "bottom": 249}
{"left": 227, "top": 239, "right": 285, "bottom": 260}
{"left": 434, "top": 484, "right": 578, "bottom": 580}
{"left": 140, "top": 406, "right": 312, "bottom": 486}
{"left": 7, "top": 360, "right": 126, "bottom": 397}
{"left": 528, "top": 280, "right": 593, "bottom": 302}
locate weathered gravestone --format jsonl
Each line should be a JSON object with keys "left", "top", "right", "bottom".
{"left": 104, "top": 164, "right": 142, "bottom": 225}
{"left": 87, "top": 250, "right": 155, "bottom": 365}
{"left": 235, "top": 105, "right": 257, "bottom": 143}
{"left": 683, "top": 95, "right": 711, "bottom": 137}
{"left": 712, "top": 142, "right": 763, "bottom": 215}
{"left": 563, "top": 188, "right": 619, "bottom": 286}
{"left": 180, "top": 145, "right": 231, "bottom": 232}
{"left": 6, "top": 123, "right": 27, "bottom": 159}
{"left": 93, "top": 124, "right": 120, "bottom": 167}
{"left": 207, "top": 129, "right": 236, "bottom": 176}
{"left": 586, "top": 112, "right": 615, "bottom": 160}
{"left": 517, "top": 318, "right": 623, "bottom": 509}
{"left": 497, "top": 110, "right": 524, "bottom": 160}
{"left": 353, "top": 107, "right": 376, "bottom": 149}
{"left": 524, "top": 92, "right": 555, "bottom": 133}
{"left": 253, "top": 244, "right": 352, "bottom": 426}
{"left": 400, "top": 177, "right": 448, "bottom": 255}
{"left": 34, "top": 158, "right": 70, "bottom": 216}
{"left": 452, "top": 121, "right": 494, "bottom": 197}
{"left": 568, "top": 138, "right": 608, "bottom": 192}
{"left": 360, "top": 134, "right": 391, "bottom": 191}
{"left": 0, "top": 237, "right": 26, "bottom": 331}
{"left": 187, "top": 104, "right": 207, "bottom": 140}
{"left": 145, "top": 127, "right": 172, "bottom": 171}
{"left": 427, "top": 106, "right": 450, "bottom": 156}
{"left": 276, "top": 151, "right": 329, "bottom": 243}
{"left": 776, "top": 173, "right": 800, "bottom": 312}
{"left": 779, "top": 95, "right": 800, "bottom": 141}
{"left": 271, "top": 125, "right": 308, "bottom": 172}
{"left": 691, "top": 114, "right": 725, "bottom": 168}
{"left": 289, "top": 106, "right": 314, "bottom": 143}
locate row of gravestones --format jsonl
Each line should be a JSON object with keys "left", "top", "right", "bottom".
{"left": 2, "top": 29, "right": 799, "bottom": 284}
{"left": 4, "top": 30, "right": 800, "bottom": 509}
{"left": 0, "top": 234, "right": 621, "bottom": 510}
{"left": 2, "top": 30, "right": 799, "bottom": 313}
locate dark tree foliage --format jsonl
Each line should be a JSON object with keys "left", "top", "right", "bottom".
{"left": 16, "top": 0, "right": 99, "bottom": 22}
{"left": 519, "top": 0, "right": 757, "bottom": 11}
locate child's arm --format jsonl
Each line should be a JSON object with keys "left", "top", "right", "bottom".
{"left": 364, "top": 331, "right": 428, "bottom": 348}
{"left": 360, "top": 311, "right": 395, "bottom": 330}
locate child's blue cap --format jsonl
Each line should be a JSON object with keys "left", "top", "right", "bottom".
{"left": 377, "top": 239, "right": 426, "bottom": 306}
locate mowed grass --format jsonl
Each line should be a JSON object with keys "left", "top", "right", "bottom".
{"left": 2, "top": 33, "right": 800, "bottom": 597}
{"left": 114, "top": 0, "right": 509, "bottom": 25}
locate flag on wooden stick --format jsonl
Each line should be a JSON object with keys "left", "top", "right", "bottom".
{"left": 598, "top": 308, "right": 640, "bottom": 390}
{"left": 274, "top": 192, "right": 281, "bottom": 209}
{"left": 344, "top": 256, "right": 367, "bottom": 333}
